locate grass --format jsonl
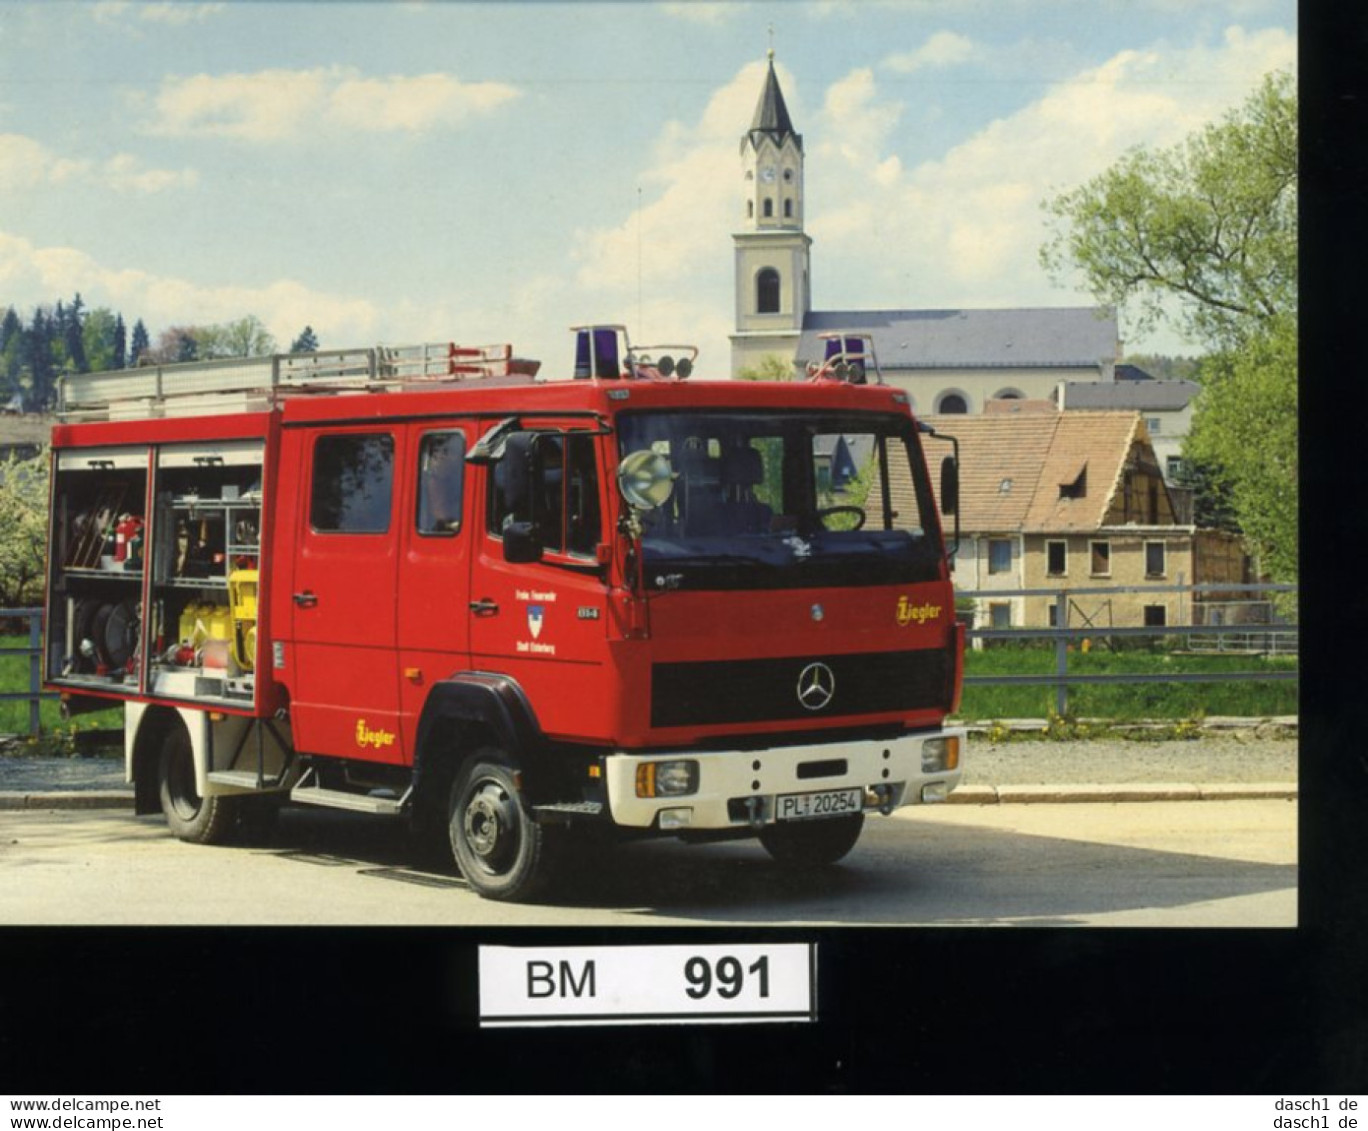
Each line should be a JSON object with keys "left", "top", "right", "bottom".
{"left": 959, "top": 643, "right": 1299, "bottom": 722}
{"left": 0, "top": 633, "right": 124, "bottom": 753}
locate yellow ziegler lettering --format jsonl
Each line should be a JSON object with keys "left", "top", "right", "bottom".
{"left": 896, "top": 597, "right": 943, "bottom": 627}
{"left": 355, "top": 719, "right": 397, "bottom": 751}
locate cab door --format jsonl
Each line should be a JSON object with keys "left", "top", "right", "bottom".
{"left": 467, "top": 424, "right": 614, "bottom": 744}
{"left": 287, "top": 425, "right": 406, "bottom": 763}
{"left": 396, "top": 422, "right": 474, "bottom": 753}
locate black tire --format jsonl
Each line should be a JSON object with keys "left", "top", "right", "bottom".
{"left": 758, "top": 813, "right": 864, "bottom": 867}
{"left": 448, "top": 752, "right": 549, "bottom": 901}
{"left": 157, "top": 722, "right": 240, "bottom": 844}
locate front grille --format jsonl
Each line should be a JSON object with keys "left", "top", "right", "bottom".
{"left": 651, "top": 650, "right": 948, "bottom": 729}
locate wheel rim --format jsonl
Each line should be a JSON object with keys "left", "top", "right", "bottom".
{"left": 166, "top": 744, "right": 201, "bottom": 822}
{"left": 462, "top": 779, "right": 520, "bottom": 876}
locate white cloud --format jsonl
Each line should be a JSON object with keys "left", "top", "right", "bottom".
{"left": 0, "top": 231, "right": 380, "bottom": 346}
{"left": 807, "top": 24, "right": 1296, "bottom": 331}
{"left": 0, "top": 133, "right": 194, "bottom": 195}
{"left": 144, "top": 67, "right": 521, "bottom": 141}
{"left": 883, "top": 31, "right": 976, "bottom": 73}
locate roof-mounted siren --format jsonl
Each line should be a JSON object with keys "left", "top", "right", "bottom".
{"left": 808, "top": 332, "right": 882, "bottom": 385}
{"left": 571, "top": 325, "right": 698, "bottom": 380}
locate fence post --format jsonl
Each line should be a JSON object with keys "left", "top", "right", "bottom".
{"left": 28, "top": 609, "right": 42, "bottom": 737}
{"left": 1055, "top": 588, "right": 1068, "bottom": 717}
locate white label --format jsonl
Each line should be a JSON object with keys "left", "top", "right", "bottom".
{"left": 478, "top": 943, "right": 815, "bottom": 1027}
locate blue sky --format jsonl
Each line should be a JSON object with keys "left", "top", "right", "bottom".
{"left": 0, "top": 1, "right": 1296, "bottom": 374}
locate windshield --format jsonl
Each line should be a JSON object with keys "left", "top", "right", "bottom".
{"left": 617, "top": 409, "right": 943, "bottom": 590}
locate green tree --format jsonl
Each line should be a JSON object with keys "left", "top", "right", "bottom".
{"left": 0, "top": 449, "right": 50, "bottom": 606}
{"left": 1042, "top": 71, "right": 1295, "bottom": 351}
{"left": 81, "top": 308, "right": 123, "bottom": 372}
{"left": 129, "top": 319, "right": 150, "bottom": 366}
{"left": 214, "top": 315, "right": 276, "bottom": 358}
{"left": 737, "top": 353, "right": 794, "bottom": 381}
{"left": 1041, "top": 70, "right": 1297, "bottom": 584}
{"left": 290, "top": 325, "right": 319, "bottom": 353}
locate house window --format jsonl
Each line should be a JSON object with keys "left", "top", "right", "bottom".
{"left": 988, "top": 538, "right": 1012, "bottom": 575}
{"left": 937, "top": 393, "right": 968, "bottom": 414}
{"left": 1046, "top": 540, "right": 1067, "bottom": 577}
{"left": 1146, "top": 417, "right": 1162, "bottom": 434}
{"left": 756, "top": 268, "right": 780, "bottom": 314}
{"left": 1166, "top": 456, "right": 1185, "bottom": 482}
{"left": 989, "top": 603, "right": 1011, "bottom": 630}
{"left": 1144, "top": 605, "right": 1167, "bottom": 628}
{"left": 1047, "top": 604, "right": 1059, "bottom": 627}
{"left": 1090, "top": 540, "right": 1111, "bottom": 576}
{"left": 1059, "top": 467, "right": 1087, "bottom": 500}
{"left": 1145, "top": 540, "right": 1167, "bottom": 577}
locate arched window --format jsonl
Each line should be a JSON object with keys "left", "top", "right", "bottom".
{"left": 762, "top": 198, "right": 774, "bottom": 218}
{"left": 783, "top": 199, "right": 793, "bottom": 218}
{"left": 937, "top": 392, "right": 968, "bottom": 414}
{"left": 756, "top": 268, "right": 780, "bottom": 314}
{"left": 747, "top": 200, "right": 754, "bottom": 220}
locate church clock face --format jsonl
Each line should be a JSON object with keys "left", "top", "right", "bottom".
{"left": 760, "top": 165, "right": 776, "bottom": 184}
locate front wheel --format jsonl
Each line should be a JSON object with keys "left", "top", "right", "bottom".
{"left": 448, "top": 753, "right": 549, "bottom": 901}
{"left": 758, "top": 814, "right": 864, "bottom": 867}
{"left": 157, "top": 723, "right": 240, "bottom": 844}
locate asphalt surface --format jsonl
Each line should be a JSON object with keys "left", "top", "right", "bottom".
{"left": 0, "top": 721, "right": 1299, "bottom": 809}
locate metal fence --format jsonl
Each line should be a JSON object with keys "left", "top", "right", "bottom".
{"left": 958, "top": 583, "right": 1298, "bottom": 716}
{"left": 3, "top": 585, "right": 1299, "bottom": 737}
{"left": 0, "top": 608, "right": 54, "bottom": 737}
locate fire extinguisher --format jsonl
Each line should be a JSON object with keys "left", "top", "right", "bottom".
{"left": 114, "top": 514, "right": 144, "bottom": 563}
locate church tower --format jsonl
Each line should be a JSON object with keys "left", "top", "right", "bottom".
{"left": 729, "top": 50, "right": 811, "bottom": 376}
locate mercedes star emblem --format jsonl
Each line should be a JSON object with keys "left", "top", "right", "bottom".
{"left": 796, "top": 661, "right": 836, "bottom": 711}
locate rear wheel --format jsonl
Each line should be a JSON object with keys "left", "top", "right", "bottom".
{"left": 758, "top": 814, "right": 864, "bottom": 867}
{"left": 448, "top": 752, "right": 549, "bottom": 901}
{"left": 157, "top": 723, "right": 240, "bottom": 844}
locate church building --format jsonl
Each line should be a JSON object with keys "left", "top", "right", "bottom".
{"left": 729, "top": 53, "right": 1123, "bottom": 417}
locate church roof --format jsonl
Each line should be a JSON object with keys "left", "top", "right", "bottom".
{"left": 797, "top": 307, "right": 1119, "bottom": 371}
{"left": 1061, "top": 378, "right": 1199, "bottom": 411}
{"left": 746, "top": 56, "right": 801, "bottom": 152}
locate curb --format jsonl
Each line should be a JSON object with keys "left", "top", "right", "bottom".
{"left": 946, "top": 782, "right": 1297, "bottom": 805}
{"left": 0, "top": 790, "right": 134, "bottom": 810}
{"left": 0, "top": 783, "right": 1298, "bottom": 812}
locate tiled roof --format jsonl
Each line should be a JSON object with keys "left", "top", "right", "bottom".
{"left": 919, "top": 410, "right": 1147, "bottom": 533}
{"left": 798, "top": 307, "right": 1118, "bottom": 370}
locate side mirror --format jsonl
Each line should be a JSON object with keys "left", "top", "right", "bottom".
{"left": 940, "top": 455, "right": 959, "bottom": 516}
{"left": 502, "top": 520, "right": 544, "bottom": 563}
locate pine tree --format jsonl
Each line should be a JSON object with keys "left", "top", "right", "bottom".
{"left": 113, "top": 315, "right": 127, "bottom": 370}
{"left": 129, "top": 319, "right": 150, "bottom": 366}
{"left": 290, "top": 325, "right": 320, "bottom": 353}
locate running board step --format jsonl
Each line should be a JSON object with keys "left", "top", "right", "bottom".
{"left": 207, "top": 770, "right": 287, "bottom": 792}
{"left": 289, "top": 785, "right": 406, "bottom": 816}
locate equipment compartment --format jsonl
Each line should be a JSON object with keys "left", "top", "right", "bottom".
{"left": 46, "top": 447, "right": 150, "bottom": 689}
{"left": 144, "top": 441, "right": 265, "bottom": 707}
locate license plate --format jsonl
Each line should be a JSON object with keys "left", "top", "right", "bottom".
{"left": 775, "top": 788, "right": 863, "bottom": 822}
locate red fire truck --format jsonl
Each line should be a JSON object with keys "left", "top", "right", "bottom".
{"left": 43, "top": 326, "right": 965, "bottom": 900}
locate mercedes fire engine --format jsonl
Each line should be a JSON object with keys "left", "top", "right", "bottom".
{"left": 43, "top": 326, "right": 965, "bottom": 901}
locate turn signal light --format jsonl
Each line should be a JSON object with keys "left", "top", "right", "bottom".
{"left": 922, "top": 736, "right": 960, "bottom": 773}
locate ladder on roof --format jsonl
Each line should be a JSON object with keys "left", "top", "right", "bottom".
{"left": 57, "top": 341, "right": 528, "bottom": 422}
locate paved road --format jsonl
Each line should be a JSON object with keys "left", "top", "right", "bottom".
{"left": 0, "top": 798, "right": 1296, "bottom": 927}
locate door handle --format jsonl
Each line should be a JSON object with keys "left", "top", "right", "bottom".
{"left": 469, "top": 598, "right": 499, "bottom": 617}
{"left": 293, "top": 591, "right": 318, "bottom": 608}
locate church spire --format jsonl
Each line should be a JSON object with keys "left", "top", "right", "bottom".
{"left": 746, "top": 51, "right": 801, "bottom": 152}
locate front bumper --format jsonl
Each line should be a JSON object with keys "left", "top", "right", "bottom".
{"left": 604, "top": 728, "right": 965, "bottom": 831}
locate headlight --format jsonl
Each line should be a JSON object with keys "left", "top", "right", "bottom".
{"left": 635, "top": 760, "right": 699, "bottom": 798}
{"left": 922, "top": 736, "right": 960, "bottom": 773}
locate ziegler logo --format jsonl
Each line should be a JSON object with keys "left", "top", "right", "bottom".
{"left": 896, "top": 597, "right": 943, "bottom": 627}
{"left": 355, "top": 719, "right": 396, "bottom": 751}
